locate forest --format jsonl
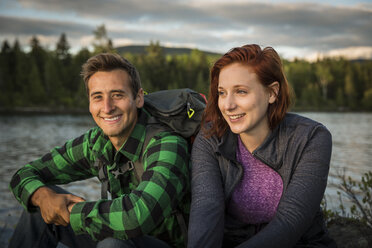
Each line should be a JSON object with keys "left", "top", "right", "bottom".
{"left": 1, "top": 27, "right": 372, "bottom": 112}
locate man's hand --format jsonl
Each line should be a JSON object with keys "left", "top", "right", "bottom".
{"left": 31, "top": 187, "right": 85, "bottom": 226}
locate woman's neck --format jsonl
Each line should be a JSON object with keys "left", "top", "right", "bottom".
{"left": 239, "top": 123, "right": 271, "bottom": 153}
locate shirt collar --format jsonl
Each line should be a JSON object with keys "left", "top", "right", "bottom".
{"left": 116, "top": 108, "right": 149, "bottom": 162}
{"left": 91, "top": 108, "right": 150, "bottom": 164}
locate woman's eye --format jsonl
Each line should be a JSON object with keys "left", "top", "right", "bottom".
{"left": 237, "top": 89, "right": 247, "bottom": 94}
{"left": 218, "top": 91, "right": 225, "bottom": 96}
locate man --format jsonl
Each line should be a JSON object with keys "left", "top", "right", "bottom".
{"left": 9, "top": 53, "right": 190, "bottom": 248}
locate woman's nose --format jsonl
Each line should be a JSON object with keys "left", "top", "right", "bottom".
{"left": 224, "top": 94, "right": 236, "bottom": 111}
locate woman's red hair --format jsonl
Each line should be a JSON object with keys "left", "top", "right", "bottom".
{"left": 203, "top": 44, "right": 292, "bottom": 137}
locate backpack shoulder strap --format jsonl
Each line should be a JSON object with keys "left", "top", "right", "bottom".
{"left": 98, "top": 115, "right": 189, "bottom": 245}
{"left": 133, "top": 120, "right": 170, "bottom": 181}
{"left": 98, "top": 120, "right": 169, "bottom": 199}
{"left": 134, "top": 121, "right": 188, "bottom": 246}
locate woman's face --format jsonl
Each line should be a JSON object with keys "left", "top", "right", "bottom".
{"left": 218, "top": 63, "right": 277, "bottom": 138}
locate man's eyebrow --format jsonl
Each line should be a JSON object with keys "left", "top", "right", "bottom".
{"left": 111, "top": 89, "right": 126, "bottom": 94}
{"left": 90, "top": 91, "right": 102, "bottom": 97}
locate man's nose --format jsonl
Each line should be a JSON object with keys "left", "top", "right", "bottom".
{"left": 103, "top": 97, "right": 115, "bottom": 113}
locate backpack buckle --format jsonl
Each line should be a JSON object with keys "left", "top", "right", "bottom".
{"left": 112, "top": 161, "right": 135, "bottom": 179}
{"left": 128, "top": 161, "right": 134, "bottom": 170}
{"left": 187, "top": 102, "right": 195, "bottom": 118}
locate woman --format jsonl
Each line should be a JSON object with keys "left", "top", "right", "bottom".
{"left": 188, "top": 44, "right": 336, "bottom": 248}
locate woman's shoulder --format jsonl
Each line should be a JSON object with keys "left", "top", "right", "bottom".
{"left": 283, "top": 113, "right": 327, "bottom": 129}
{"left": 195, "top": 123, "right": 220, "bottom": 145}
{"left": 280, "top": 112, "right": 331, "bottom": 138}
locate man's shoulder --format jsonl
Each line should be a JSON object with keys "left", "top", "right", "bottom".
{"left": 145, "top": 124, "right": 187, "bottom": 141}
{"left": 142, "top": 125, "right": 189, "bottom": 155}
{"left": 76, "top": 126, "right": 108, "bottom": 149}
{"left": 85, "top": 126, "right": 104, "bottom": 140}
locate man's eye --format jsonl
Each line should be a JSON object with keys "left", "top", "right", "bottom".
{"left": 113, "top": 94, "right": 123, "bottom": 98}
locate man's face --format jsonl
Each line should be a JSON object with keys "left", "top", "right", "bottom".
{"left": 88, "top": 69, "right": 144, "bottom": 146}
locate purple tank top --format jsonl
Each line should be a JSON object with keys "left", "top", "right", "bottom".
{"left": 228, "top": 136, "right": 283, "bottom": 224}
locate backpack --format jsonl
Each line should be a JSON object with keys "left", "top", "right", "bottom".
{"left": 125, "top": 88, "right": 207, "bottom": 187}
{"left": 144, "top": 88, "right": 207, "bottom": 139}
{"left": 96, "top": 88, "right": 207, "bottom": 245}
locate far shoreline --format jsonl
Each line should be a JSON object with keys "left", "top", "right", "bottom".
{"left": 0, "top": 107, "right": 90, "bottom": 116}
{"left": 1, "top": 106, "right": 371, "bottom": 116}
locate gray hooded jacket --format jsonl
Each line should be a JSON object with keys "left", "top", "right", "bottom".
{"left": 188, "top": 113, "right": 336, "bottom": 248}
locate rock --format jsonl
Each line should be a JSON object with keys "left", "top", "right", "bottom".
{"left": 0, "top": 206, "right": 23, "bottom": 248}
{"left": 328, "top": 216, "right": 372, "bottom": 248}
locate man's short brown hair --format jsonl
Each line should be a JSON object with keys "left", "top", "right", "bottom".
{"left": 81, "top": 53, "right": 142, "bottom": 97}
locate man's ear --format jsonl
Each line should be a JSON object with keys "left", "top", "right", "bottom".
{"left": 268, "top": 81, "right": 279, "bottom": 104}
{"left": 135, "top": 88, "right": 144, "bottom": 108}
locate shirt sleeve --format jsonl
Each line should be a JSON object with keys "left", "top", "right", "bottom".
{"left": 9, "top": 129, "right": 97, "bottom": 211}
{"left": 187, "top": 130, "right": 226, "bottom": 248}
{"left": 69, "top": 133, "right": 190, "bottom": 241}
{"left": 237, "top": 124, "right": 332, "bottom": 248}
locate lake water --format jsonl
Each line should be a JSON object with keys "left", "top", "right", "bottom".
{"left": 0, "top": 112, "right": 371, "bottom": 245}
{"left": 299, "top": 112, "right": 372, "bottom": 211}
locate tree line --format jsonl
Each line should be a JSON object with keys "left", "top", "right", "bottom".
{"left": 1, "top": 32, "right": 371, "bottom": 112}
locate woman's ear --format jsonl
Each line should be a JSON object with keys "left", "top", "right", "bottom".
{"left": 268, "top": 81, "right": 279, "bottom": 104}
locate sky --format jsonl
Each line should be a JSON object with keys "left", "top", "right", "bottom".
{"left": 0, "top": 0, "right": 371, "bottom": 60}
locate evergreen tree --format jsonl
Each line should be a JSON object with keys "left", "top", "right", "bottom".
{"left": 1, "top": 40, "right": 11, "bottom": 53}
{"left": 92, "top": 24, "right": 116, "bottom": 54}
{"left": 56, "top": 33, "right": 71, "bottom": 62}
{"left": 344, "top": 67, "right": 358, "bottom": 109}
{"left": 44, "top": 54, "right": 66, "bottom": 107}
{"left": 12, "top": 39, "right": 30, "bottom": 106}
{"left": 0, "top": 40, "right": 12, "bottom": 106}
{"left": 362, "top": 88, "right": 372, "bottom": 110}
{"left": 140, "top": 41, "right": 169, "bottom": 92}
{"left": 335, "top": 88, "right": 345, "bottom": 109}
{"left": 71, "top": 48, "right": 91, "bottom": 109}
{"left": 29, "top": 36, "right": 47, "bottom": 93}
{"left": 55, "top": 33, "right": 79, "bottom": 100}
{"left": 285, "top": 59, "right": 313, "bottom": 107}
{"left": 301, "top": 83, "right": 322, "bottom": 110}
{"left": 315, "top": 60, "right": 333, "bottom": 102}
{"left": 1, "top": 34, "right": 372, "bottom": 112}
{"left": 189, "top": 49, "right": 209, "bottom": 92}
{"left": 25, "top": 62, "right": 47, "bottom": 105}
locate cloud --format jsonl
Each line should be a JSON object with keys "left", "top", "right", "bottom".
{"left": 305, "top": 46, "right": 372, "bottom": 61}
{"left": 0, "top": 15, "right": 96, "bottom": 50}
{"left": 17, "top": 0, "right": 210, "bottom": 23}
{"left": 201, "top": 2, "right": 372, "bottom": 50}
{"left": 1, "top": 0, "right": 371, "bottom": 59}
{"left": 0, "top": 15, "right": 91, "bottom": 36}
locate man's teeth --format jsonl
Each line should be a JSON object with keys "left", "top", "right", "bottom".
{"left": 104, "top": 116, "right": 120, "bottom": 121}
{"left": 230, "top": 114, "right": 244, "bottom": 120}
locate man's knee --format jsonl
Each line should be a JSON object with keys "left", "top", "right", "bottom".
{"left": 96, "top": 237, "right": 135, "bottom": 248}
{"left": 96, "top": 236, "right": 172, "bottom": 248}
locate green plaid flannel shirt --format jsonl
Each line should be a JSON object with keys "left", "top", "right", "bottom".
{"left": 9, "top": 109, "right": 190, "bottom": 247}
